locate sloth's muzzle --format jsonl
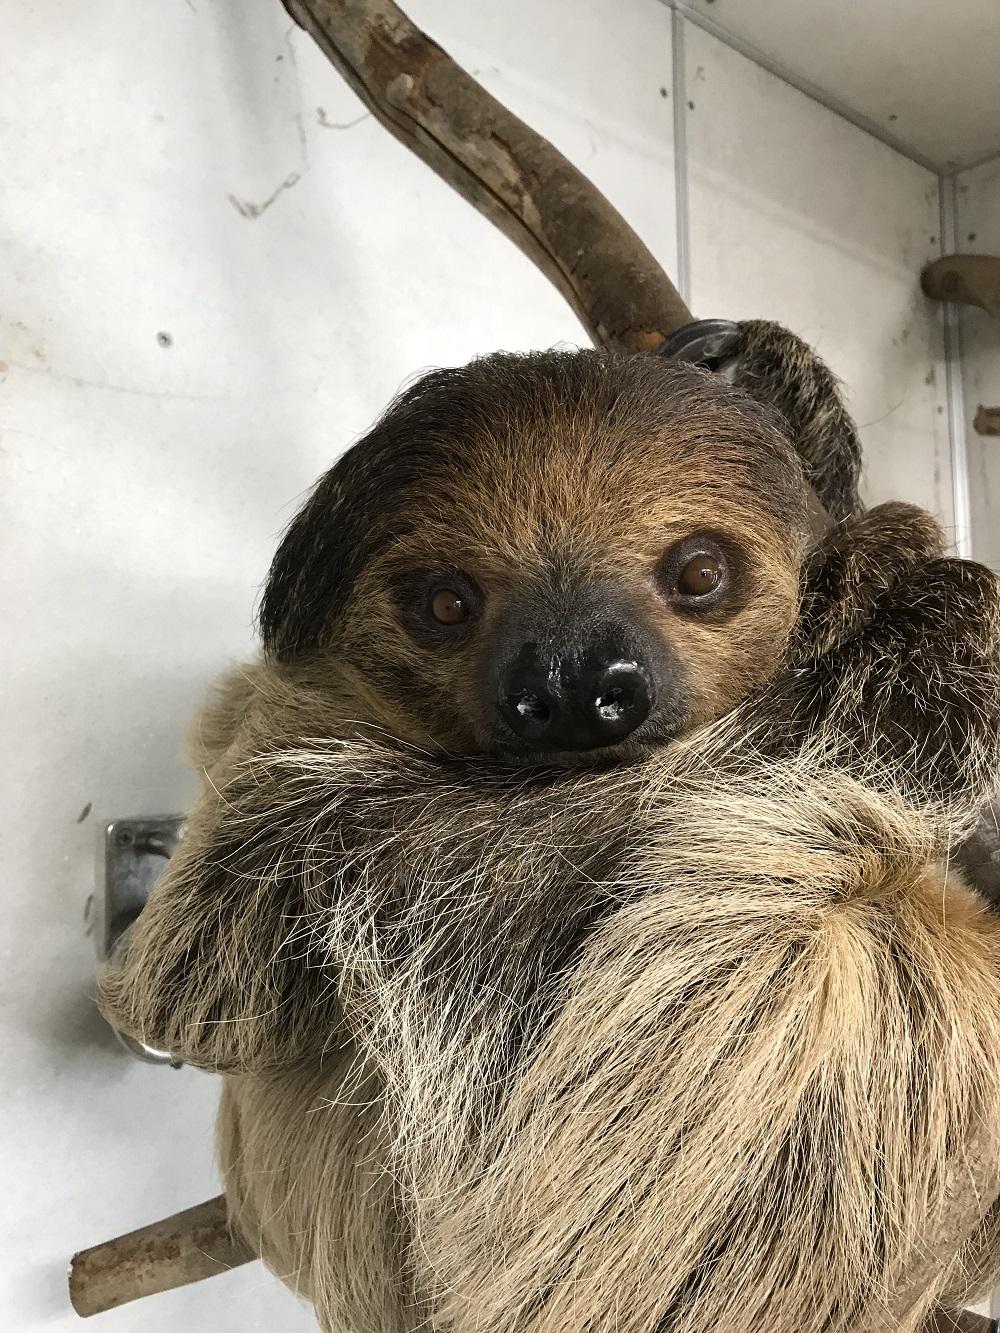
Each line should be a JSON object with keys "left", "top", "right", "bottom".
{"left": 497, "top": 640, "right": 654, "bottom": 752}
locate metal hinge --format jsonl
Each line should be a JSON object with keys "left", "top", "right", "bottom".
{"left": 96, "top": 815, "right": 186, "bottom": 1066}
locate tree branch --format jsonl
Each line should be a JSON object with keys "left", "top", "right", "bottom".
{"left": 68, "top": 1195, "right": 254, "bottom": 1318}
{"left": 67, "top": 1187, "right": 999, "bottom": 1333}
{"left": 280, "top": 0, "right": 692, "bottom": 353}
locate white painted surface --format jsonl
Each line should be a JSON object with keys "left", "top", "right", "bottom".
{"left": 1, "top": 1, "right": 982, "bottom": 1330}
{"left": 956, "top": 156, "right": 1000, "bottom": 572}
{"left": 681, "top": 0, "right": 1000, "bottom": 171}
{"left": 0, "top": 1, "right": 672, "bottom": 1329}
{"left": 683, "top": 23, "right": 954, "bottom": 530}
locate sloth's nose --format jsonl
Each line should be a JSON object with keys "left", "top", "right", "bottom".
{"left": 499, "top": 648, "right": 653, "bottom": 751}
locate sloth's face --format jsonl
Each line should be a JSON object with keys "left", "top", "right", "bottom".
{"left": 261, "top": 351, "right": 814, "bottom": 766}
{"left": 349, "top": 489, "right": 802, "bottom": 766}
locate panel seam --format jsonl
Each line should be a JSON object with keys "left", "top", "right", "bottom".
{"left": 938, "top": 173, "right": 973, "bottom": 558}
{"left": 671, "top": 8, "right": 691, "bottom": 307}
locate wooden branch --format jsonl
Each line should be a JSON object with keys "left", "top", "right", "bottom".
{"left": 922, "top": 255, "right": 1000, "bottom": 318}
{"left": 280, "top": 0, "right": 692, "bottom": 353}
{"left": 68, "top": 1195, "right": 254, "bottom": 1317}
{"left": 66, "top": 1191, "right": 996, "bottom": 1333}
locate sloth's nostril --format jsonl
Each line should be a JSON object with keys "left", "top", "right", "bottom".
{"left": 594, "top": 688, "right": 627, "bottom": 723}
{"left": 513, "top": 692, "right": 551, "bottom": 724}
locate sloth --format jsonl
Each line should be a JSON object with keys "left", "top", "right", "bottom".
{"left": 100, "top": 322, "right": 1000, "bottom": 1333}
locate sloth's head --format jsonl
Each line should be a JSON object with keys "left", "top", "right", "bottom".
{"left": 261, "top": 350, "right": 818, "bottom": 764}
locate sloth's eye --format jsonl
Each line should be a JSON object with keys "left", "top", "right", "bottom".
{"left": 430, "top": 588, "right": 468, "bottom": 625}
{"left": 677, "top": 553, "right": 724, "bottom": 597}
{"left": 660, "top": 534, "right": 734, "bottom": 610}
{"left": 395, "top": 570, "right": 481, "bottom": 643}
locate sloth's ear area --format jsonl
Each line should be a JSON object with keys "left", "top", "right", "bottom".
{"left": 258, "top": 465, "right": 367, "bottom": 660}
{"left": 258, "top": 364, "right": 475, "bottom": 661}
{"left": 258, "top": 430, "right": 416, "bottom": 660}
{"left": 659, "top": 318, "right": 863, "bottom": 522}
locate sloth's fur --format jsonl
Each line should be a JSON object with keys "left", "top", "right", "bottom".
{"left": 100, "top": 322, "right": 1000, "bottom": 1332}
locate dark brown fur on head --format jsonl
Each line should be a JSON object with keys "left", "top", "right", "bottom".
{"left": 260, "top": 350, "right": 819, "bottom": 761}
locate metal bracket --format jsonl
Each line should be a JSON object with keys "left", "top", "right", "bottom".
{"left": 97, "top": 815, "right": 186, "bottom": 1066}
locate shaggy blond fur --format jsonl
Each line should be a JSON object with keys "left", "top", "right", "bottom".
{"left": 100, "top": 327, "right": 1000, "bottom": 1332}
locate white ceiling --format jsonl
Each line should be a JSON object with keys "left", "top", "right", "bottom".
{"left": 678, "top": 0, "right": 1000, "bottom": 173}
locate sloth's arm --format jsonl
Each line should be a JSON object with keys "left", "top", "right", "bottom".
{"left": 760, "top": 538, "right": 1000, "bottom": 818}
{"left": 731, "top": 319, "right": 863, "bottom": 521}
{"left": 96, "top": 736, "right": 625, "bottom": 1076}
{"left": 725, "top": 319, "right": 998, "bottom": 803}
{"left": 97, "top": 775, "right": 342, "bottom": 1072}
{"left": 790, "top": 500, "right": 946, "bottom": 658}
{"left": 98, "top": 665, "right": 349, "bottom": 1073}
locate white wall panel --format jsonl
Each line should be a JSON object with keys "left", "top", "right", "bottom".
{"left": 682, "top": 0, "right": 1000, "bottom": 171}
{"left": 683, "top": 23, "right": 954, "bottom": 531}
{"left": 0, "top": 1, "right": 672, "bottom": 1329}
